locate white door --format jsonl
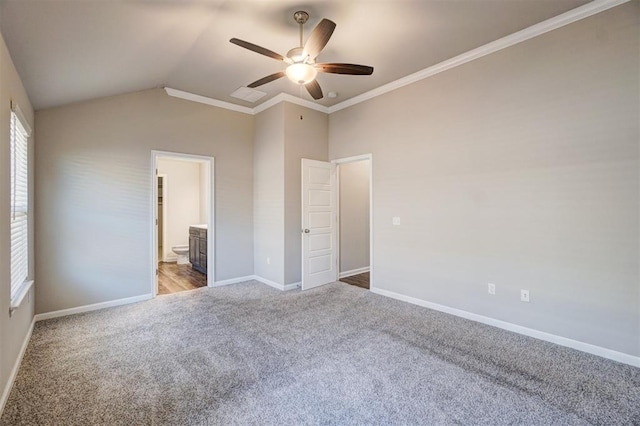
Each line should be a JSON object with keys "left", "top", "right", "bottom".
{"left": 301, "top": 159, "right": 337, "bottom": 290}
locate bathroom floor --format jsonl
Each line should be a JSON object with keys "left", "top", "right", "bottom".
{"left": 157, "top": 262, "right": 207, "bottom": 295}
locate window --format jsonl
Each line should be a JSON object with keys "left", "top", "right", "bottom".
{"left": 10, "top": 102, "right": 32, "bottom": 310}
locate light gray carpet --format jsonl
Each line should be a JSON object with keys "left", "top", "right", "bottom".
{"left": 2, "top": 281, "right": 639, "bottom": 425}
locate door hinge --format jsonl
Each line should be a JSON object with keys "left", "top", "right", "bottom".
{"left": 156, "top": 268, "right": 158, "bottom": 276}
{"left": 155, "top": 219, "right": 158, "bottom": 225}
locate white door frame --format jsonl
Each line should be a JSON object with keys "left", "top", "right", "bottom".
{"left": 333, "top": 154, "right": 374, "bottom": 291}
{"left": 151, "top": 150, "right": 215, "bottom": 295}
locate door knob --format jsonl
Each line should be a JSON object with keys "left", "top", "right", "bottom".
{"left": 303, "top": 229, "right": 310, "bottom": 233}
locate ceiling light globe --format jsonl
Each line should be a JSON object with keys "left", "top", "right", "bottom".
{"left": 286, "top": 63, "right": 317, "bottom": 85}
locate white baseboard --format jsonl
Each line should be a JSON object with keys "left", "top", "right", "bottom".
{"left": 283, "top": 282, "right": 301, "bottom": 291}
{"left": 253, "top": 276, "right": 299, "bottom": 291}
{"left": 339, "top": 267, "right": 370, "bottom": 279}
{"left": 0, "top": 318, "right": 35, "bottom": 416}
{"left": 213, "top": 275, "right": 255, "bottom": 287}
{"left": 34, "top": 294, "right": 153, "bottom": 322}
{"left": 371, "top": 287, "right": 640, "bottom": 368}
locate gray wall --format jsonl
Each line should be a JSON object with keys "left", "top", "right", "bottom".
{"left": 283, "top": 103, "right": 328, "bottom": 285}
{"left": 329, "top": 3, "right": 639, "bottom": 356}
{"left": 339, "top": 160, "right": 370, "bottom": 273}
{"left": 253, "top": 103, "right": 285, "bottom": 284}
{"left": 35, "top": 89, "right": 254, "bottom": 314}
{"left": 253, "top": 102, "right": 329, "bottom": 286}
{"left": 0, "top": 31, "right": 35, "bottom": 409}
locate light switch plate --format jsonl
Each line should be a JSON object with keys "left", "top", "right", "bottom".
{"left": 392, "top": 217, "right": 401, "bottom": 226}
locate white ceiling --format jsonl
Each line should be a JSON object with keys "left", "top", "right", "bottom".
{"left": 0, "top": 0, "right": 591, "bottom": 111}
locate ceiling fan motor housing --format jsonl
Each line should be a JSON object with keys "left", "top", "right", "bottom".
{"left": 229, "top": 11, "right": 373, "bottom": 100}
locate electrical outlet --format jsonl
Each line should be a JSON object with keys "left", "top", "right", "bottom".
{"left": 520, "top": 289, "right": 530, "bottom": 303}
{"left": 392, "top": 217, "right": 401, "bottom": 226}
{"left": 488, "top": 283, "right": 496, "bottom": 295}
{"left": 266, "top": 257, "right": 270, "bottom": 265}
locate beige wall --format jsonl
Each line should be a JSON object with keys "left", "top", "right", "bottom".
{"left": 283, "top": 103, "right": 328, "bottom": 285}
{"left": 157, "top": 158, "right": 202, "bottom": 262}
{"left": 329, "top": 3, "right": 639, "bottom": 356}
{"left": 339, "top": 160, "right": 370, "bottom": 273}
{"left": 254, "top": 102, "right": 329, "bottom": 286}
{"left": 35, "top": 89, "right": 254, "bottom": 314}
{"left": 0, "top": 31, "right": 35, "bottom": 410}
{"left": 253, "top": 103, "right": 285, "bottom": 284}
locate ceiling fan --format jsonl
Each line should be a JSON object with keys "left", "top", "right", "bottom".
{"left": 230, "top": 11, "right": 374, "bottom": 100}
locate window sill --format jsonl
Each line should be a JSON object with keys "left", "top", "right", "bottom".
{"left": 10, "top": 280, "right": 34, "bottom": 316}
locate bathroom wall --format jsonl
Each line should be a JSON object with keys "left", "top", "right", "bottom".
{"left": 199, "top": 162, "right": 208, "bottom": 224}
{"left": 157, "top": 158, "right": 202, "bottom": 262}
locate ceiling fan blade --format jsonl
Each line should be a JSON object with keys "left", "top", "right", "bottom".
{"left": 302, "top": 19, "right": 336, "bottom": 59}
{"left": 247, "top": 71, "right": 286, "bottom": 88}
{"left": 315, "top": 63, "right": 374, "bottom": 75}
{"left": 305, "top": 80, "right": 323, "bottom": 100}
{"left": 230, "top": 38, "right": 287, "bottom": 62}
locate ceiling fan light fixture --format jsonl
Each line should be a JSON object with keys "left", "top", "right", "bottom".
{"left": 286, "top": 63, "right": 317, "bottom": 85}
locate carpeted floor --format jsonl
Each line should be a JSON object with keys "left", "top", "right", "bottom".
{"left": 2, "top": 281, "right": 639, "bottom": 425}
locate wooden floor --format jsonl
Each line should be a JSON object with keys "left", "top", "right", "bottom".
{"left": 158, "top": 262, "right": 207, "bottom": 295}
{"left": 340, "top": 272, "right": 369, "bottom": 290}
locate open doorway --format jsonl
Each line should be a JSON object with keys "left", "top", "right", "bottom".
{"left": 336, "top": 155, "right": 372, "bottom": 290}
{"left": 151, "top": 151, "right": 215, "bottom": 296}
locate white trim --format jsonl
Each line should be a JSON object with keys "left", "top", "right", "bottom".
{"left": 0, "top": 319, "right": 34, "bottom": 416}
{"left": 9, "top": 280, "right": 34, "bottom": 314}
{"left": 333, "top": 154, "right": 372, "bottom": 165}
{"left": 284, "top": 282, "right": 301, "bottom": 291}
{"left": 339, "top": 267, "right": 370, "bottom": 279}
{"left": 253, "top": 275, "right": 299, "bottom": 291}
{"left": 371, "top": 287, "right": 640, "bottom": 368}
{"left": 10, "top": 100, "right": 32, "bottom": 136}
{"left": 164, "top": 87, "right": 254, "bottom": 115}
{"left": 34, "top": 294, "right": 153, "bottom": 322}
{"left": 253, "top": 93, "right": 328, "bottom": 114}
{"left": 165, "top": 0, "right": 627, "bottom": 117}
{"left": 327, "top": 0, "right": 629, "bottom": 113}
{"left": 213, "top": 275, "right": 255, "bottom": 287}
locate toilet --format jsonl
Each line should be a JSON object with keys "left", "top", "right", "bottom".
{"left": 172, "top": 245, "right": 190, "bottom": 265}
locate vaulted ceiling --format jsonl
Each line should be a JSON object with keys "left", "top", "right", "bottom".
{"left": 0, "top": 0, "right": 590, "bottom": 111}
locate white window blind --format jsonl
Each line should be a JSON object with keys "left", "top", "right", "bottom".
{"left": 10, "top": 106, "right": 30, "bottom": 301}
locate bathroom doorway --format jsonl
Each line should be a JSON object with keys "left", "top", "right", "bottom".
{"left": 335, "top": 155, "right": 372, "bottom": 290}
{"left": 151, "top": 151, "right": 215, "bottom": 296}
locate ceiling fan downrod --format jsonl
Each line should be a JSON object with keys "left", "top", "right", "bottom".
{"left": 293, "top": 11, "right": 309, "bottom": 48}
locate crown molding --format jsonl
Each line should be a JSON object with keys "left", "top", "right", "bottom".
{"left": 253, "top": 93, "right": 329, "bottom": 114}
{"left": 164, "top": 87, "right": 254, "bottom": 115}
{"left": 165, "top": 0, "right": 628, "bottom": 116}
